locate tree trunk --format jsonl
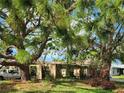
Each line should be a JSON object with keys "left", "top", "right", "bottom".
{"left": 99, "top": 63, "right": 111, "bottom": 81}
{"left": 99, "top": 48, "right": 112, "bottom": 81}
{"left": 20, "top": 65, "right": 30, "bottom": 81}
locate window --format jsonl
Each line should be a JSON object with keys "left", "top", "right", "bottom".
{"left": 3, "top": 70, "right": 7, "bottom": 73}
{"left": 8, "top": 70, "right": 18, "bottom": 74}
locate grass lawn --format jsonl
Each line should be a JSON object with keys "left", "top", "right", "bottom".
{"left": 0, "top": 80, "right": 121, "bottom": 93}
{"left": 112, "top": 75, "right": 124, "bottom": 79}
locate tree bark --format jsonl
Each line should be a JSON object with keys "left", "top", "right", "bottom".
{"left": 99, "top": 62, "right": 111, "bottom": 81}
{"left": 98, "top": 45, "right": 112, "bottom": 81}
{"left": 20, "top": 65, "right": 30, "bottom": 81}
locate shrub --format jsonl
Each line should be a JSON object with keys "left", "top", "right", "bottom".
{"left": 89, "top": 78, "right": 101, "bottom": 87}
{"left": 88, "top": 78, "right": 116, "bottom": 89}
{"left": 101, "top": 81, "right": 116, "bottom": 90}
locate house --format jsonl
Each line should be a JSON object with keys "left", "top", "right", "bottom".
{"left": 47, "top": 62, "right": 90, "bottom": 79}
{"left": 30, "top": 63, "right": 43, "bottom": 80}
{"left": 110, "top": 64, "right": 124, "bottom": 76}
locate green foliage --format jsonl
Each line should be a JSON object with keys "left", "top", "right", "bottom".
{"left": 90, "top": 50, "right": 97, "bottom": 56}
{"left": 36, "top": 0, "right": 48, "bottom": 16}
{"left": 0, "top": 0, "right": 12, "bottom": 8}
{"left": 6, "top": 9, "right": 26, "bottom": 32}
{"left": 15, "top": 50, "right": 31, "bottom": 64}
{"left": 12, "top": 0, "right": 33, "bottom": 9}
{"left": 116, "top": 43, "right": 124, "bottom": 63}
{"left": 0, "top": 41, "right": 7, "bottom": 53}
{"left": 52, "top": 3, "right": 69, "bottom": 29}
{"left": 4, "top": 34, "right": 17, "bottom": 45}
{"left": 0, "top": 0, "right": 123, "bottom": 66}
{"left": 0, "top": 0, "right": 33, "bottom": 9}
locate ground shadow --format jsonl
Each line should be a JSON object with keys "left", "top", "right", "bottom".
{"left": 0, "top": 82, "right": 18, "bottom": 93}
{"left": 115, "top": 82, "right": 124, "bottom": 88}
{"left": 25, "top": 90, "right": 76, "bottom": 93}
{"left": 51, "top": 80, "right": 113, "bottom": 93}
{"left": 21, "top": 87, "right": 112, "bottom": 93}
{"left": 0, "top": 80, "right": 114, "bottom": 93}
{"left": 52, "top": 80, "right": 76, "bottom": 87}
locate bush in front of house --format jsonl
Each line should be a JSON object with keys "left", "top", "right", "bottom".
{"left": 100, "top": 80, "right": 116, "bottom": 90}
{"left": 88, "top": 78, "right": 116, "bottom": 89}
{"left": 89, "top": 78, "right": 102, "bottom": 87}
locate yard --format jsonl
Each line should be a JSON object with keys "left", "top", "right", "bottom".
{"left": 0, "top": 80, "right": 123, "bottom": 93}
{"left": 112, "top": 75, "right": 124, "bottom": 80}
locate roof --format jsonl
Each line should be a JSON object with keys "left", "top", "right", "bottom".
{"left": 46, "top": 62, "right": 89, "bottom": 67}
{"left": 111, "top": 64, "right": 124, "bottom": 69}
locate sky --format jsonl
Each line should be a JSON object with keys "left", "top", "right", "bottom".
{"left": 40, "top": 54, "right": 65, "bottom": 62}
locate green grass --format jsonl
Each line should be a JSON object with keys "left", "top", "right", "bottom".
{"left": 112, "top": 75, "right": 124, "bottom": 79}
{"left": 0, "top": 80, "right": 114, "bottom": 93}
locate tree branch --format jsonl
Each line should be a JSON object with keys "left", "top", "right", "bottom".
{"left": 66, "top": 1, "right": 77, "bottom": 13}
{"left": 32, "top": 32, "right": 51, "bottom": 61}
{"left": 25, "top": 16, "right": 41, "bottom": 37}
{"left": 0, "top": 53, "right": 15, "bottom": 59}
{"left": 0, "top": 60, "right": 24, "bottom": 67}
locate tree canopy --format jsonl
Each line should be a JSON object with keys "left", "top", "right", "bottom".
{"left": 0, "top": 0, "right": 124, "bottom": 81}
